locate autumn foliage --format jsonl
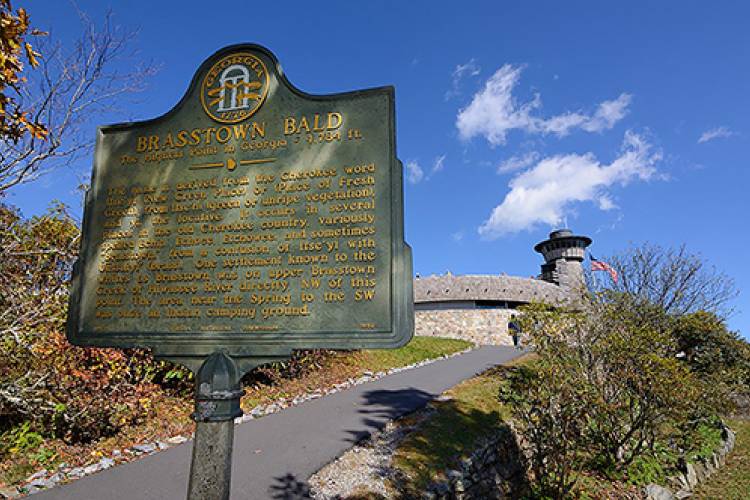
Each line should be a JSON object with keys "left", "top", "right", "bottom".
{"left": 0, "top": 0, "right": 47, "bottom": 142}
{"left": 0, "top": 203, "right": 182, "bottom": 444}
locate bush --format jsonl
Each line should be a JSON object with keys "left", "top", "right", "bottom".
{"left": 500, "top": 360, "right": 588, "bottom": 498}
{"left": 243, "top": 349, "right": 339, "bottom": 387}
{"left": 500, "top": 295, "right": 728, "bottom": 497}
{"left": 0, "top": 202, "right": 185, "bottom": 445}
{"left": 674, "top": 311, "right": 750, "bottom": 389}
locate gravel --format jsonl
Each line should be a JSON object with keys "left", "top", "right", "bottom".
{"left": 308, "top": 407, "right": 436, "bottom": 499}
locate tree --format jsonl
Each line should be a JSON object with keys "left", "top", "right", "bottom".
{"left": 0, "top": 0, "right": 47, "bottom": 143}
{"left": 0, "top": 8, "right": 156, "bottom": 192}
{"left": 589, "top": 243, "right": 738, "bottom": 318}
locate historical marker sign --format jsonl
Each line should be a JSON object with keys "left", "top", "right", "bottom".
{"left": 67, "top": 44, "right": 413, "bottom": 362}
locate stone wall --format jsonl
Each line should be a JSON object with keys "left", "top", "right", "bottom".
{"left": 644, "top": 423, "right": 737, "bottom": 500}
{"left": 415, "top": 309, "right": 516, "bottom": 346}
{"left": 422, "top": 427, "right": 528, "bottom": 500}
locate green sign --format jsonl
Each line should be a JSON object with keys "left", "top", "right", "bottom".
{"left": 67, "top": 44, "right": 413, "bottom": 361}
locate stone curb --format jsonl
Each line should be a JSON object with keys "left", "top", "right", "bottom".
{"left": 644, "top": 423, "right": 737, "bottom": 500}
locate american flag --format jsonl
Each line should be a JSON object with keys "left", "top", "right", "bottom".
{"left": 590, "top": 254, "right": 618, "bottom": 283}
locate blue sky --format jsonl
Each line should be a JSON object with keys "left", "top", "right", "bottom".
{"left": 12, "top": 1, "right": 749, "bottom": 337}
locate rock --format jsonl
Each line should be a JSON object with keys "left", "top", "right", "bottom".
{"left": 26, "top": 471, "right": 47, "bottom": 482}
{"left": 666, "top": 475, "right": 683, "bottom": 492}
{"left": 644, "top": 485, "right": 675, "bottom": 500}
{"left": 83, "top": 463, "right": 101, "bottom": 475}
{"left": 132, "top": 443, "right": 156, "bottom": 454}
{"left": 706, "top": 461, "right": 715, "bottom": 476}
{"left": 675, "top": 490, "right": 693, "bottom": 500}
{"left": 167, "top": 435, "right": 188, "bottom": 444}
{"left": 99, "top": 457, "right": 115, "bottom": 469}
{"left": 675, "top": 473, "right": 689, "bottom": 491}
{"left": 67, "top": 467, "right": 85, "bottom": 478}
{"left": 694, "top": 462, "right": 706, "bottom": 483}
{"left": 28, "top": 478, "right": 55, "bottom": 490}
{"left": 684, "top": 463, "right": 697, "bottom": 488}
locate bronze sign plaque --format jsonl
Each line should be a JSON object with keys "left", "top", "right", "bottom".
{"left": 67, "top": 44, "right": 413, "bottom": 360}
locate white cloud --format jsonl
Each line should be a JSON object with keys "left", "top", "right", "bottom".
{"left": 698, "top": 126, "right": 735, "bottom": 144}
{"left": 456, "top": 64, "right": 631, "bottom": 146}
{"left": 597, "top": 195, "right": 617, "bottom": 210}
{"left": 431, "top": 154, "right": 446, "bottom": 175}
{"left": 445, "top": 58, "right": 481, "bottom": 100}
{"left": 409, "top": 155, "right": 447, "bottom": 183}
{"left": 497, "top": 151, "right": 540, "bottom": 173}
{"left": 478, "top": 131, "right": 661, "bottom": 239}
{"left": 451, "top": 230, "right": 464, "bottom": 242}
{"left": 406, "top": 160, "right": 424, "bottom": 184}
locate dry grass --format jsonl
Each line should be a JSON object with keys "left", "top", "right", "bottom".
{"left": 694, "top": 418, "right": 750, "bottom": 500}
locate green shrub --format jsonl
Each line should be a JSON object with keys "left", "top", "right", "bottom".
{"left": 500, "top": 360, "right": 588, "bottom": 498}
{"left": 501, "top": 294, "right": 730, "bottom": 497}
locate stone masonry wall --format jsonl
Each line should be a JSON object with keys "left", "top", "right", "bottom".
{"left": 422, "top": 427, "right": 528, "bottom": 499}
{"left": 415, "top": 309, "right": 516, "bottom": 346}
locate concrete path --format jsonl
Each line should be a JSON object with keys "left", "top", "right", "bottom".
{"left": 34, "top": 346, "right": 525, "bottom": 500}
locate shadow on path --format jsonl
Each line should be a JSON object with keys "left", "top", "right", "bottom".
{"left": 270, "top": 473, "right": 311, "bottom": 499}
{"left": 346, "top": 388, "right": 435, "bottom": 444}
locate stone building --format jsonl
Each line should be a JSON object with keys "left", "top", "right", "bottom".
{"left": 413, "top": 229, "right": 591, "bottom": 345}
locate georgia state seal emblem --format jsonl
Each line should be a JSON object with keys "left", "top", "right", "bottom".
{"left": 200, "top": 53, "right": 269, "bottom": 123}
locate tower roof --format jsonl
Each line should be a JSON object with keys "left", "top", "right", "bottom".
{"left": 534, "top": 228, "right": 592, "bottom": 256}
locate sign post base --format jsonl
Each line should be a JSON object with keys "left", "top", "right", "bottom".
{"left": 188, "top": 420, "right": 234, "bottom": 500}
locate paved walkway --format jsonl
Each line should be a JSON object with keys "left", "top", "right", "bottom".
{"left": 35, "top": 346, "right": 525, "bottom": 500}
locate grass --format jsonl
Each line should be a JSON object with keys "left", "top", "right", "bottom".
{"left": 694, "top": 418, "right": 750, "bottom": 500}
{"left": 0, "top": 336, "right": 471, "bottom": 490}
{"left": 240, "top": 337, "right": 472, "bottom": 410}
{"left": 390, "top": 364, "right": 512, "bottom": 494}
{"left": 359, "top": 337, "right": 472, "bottom": 369}
{"left": 385, "top": 352, "right": 535, "bottom": 494}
